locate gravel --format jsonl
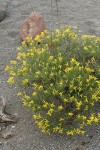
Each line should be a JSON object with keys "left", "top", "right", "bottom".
{"left": 0, "top": 0, "right": 100, "bottom": 150}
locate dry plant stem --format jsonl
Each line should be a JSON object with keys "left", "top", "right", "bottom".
{"left": 0, "top": 97, "right": 16, "bottom": 123}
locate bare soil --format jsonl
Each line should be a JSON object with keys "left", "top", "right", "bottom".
{"left": 0, "top": 0, "right": 100, "bottom": 150}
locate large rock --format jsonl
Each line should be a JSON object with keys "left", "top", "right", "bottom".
{"left": 19, "top": 11, "right": 46, "bottom": 41}
{"left": 0, "top": 3, "right": 7, "bottom": 21}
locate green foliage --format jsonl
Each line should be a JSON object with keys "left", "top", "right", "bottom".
{"left": 5, "top": 26, "right": 100, "bottom": 135}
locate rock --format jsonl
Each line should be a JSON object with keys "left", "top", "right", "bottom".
{"left": 2, "top": 131, "right": 13, "bottom": 139}
{"left": 0, "top": 3, "right": 7, "bottom": 21}
{"left": 0, "top": 140, "right": 3, "bottom": 145}
{"left": 72, "top": 144, "right": 85, "bottom": 150}
{"left": 0, "top": 96, "right": 16, "bottom": 123}
{"left": 19, "top": 11, "right": 46, "bottom": 41}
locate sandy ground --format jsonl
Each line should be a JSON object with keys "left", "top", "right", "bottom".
{"left": 0, "top": 0, "right": 100, "bottom": 150}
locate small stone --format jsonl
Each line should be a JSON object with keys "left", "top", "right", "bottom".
{"left": 0, "top": 140, "right": 3, "bottom": 145}
{"left": 72, "top": 144, "right": 85, "bottom": 150}
{"left": 19, "top": 11, "right": 46, "bottom": 41}
{"left": 2, "top": 131, "right": 13, "bottom": 139}
{"left": 11, "top": 125, "right": 16, "bottom": 129}
{"left": 0, "top": 3, "right": 7, "bottom": 21}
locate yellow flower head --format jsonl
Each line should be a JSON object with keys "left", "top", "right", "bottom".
{"left": 22, "top": 79, "right": 28, "bottom": 85}
{"left": 7, "top": 77, "right": 14, "bottom": 83}
{"left": 58, "top": 105, "right": 63, "bottom": 110}
{"left": 49, "top": 56, "right": 54, "bottom": 61}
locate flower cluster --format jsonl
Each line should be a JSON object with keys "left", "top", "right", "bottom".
{"left": 5, "top": 26, "right": 100, "bottom": 135}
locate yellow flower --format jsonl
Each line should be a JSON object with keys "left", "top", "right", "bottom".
{"left": 50, "top": 103, "right": 55, "bottom": 108}
{"left": 23, "top": 101, "right": 29, "bottom": 106}
{"left": 58, "top": 57, "right": 62, "bottom": 62}
{"left": 64, "top": 67, "right": 73, "bottom": 72}
{"left": 32, "top": 83, "right": 38, "bottom": 88}
{"left": 53, "top": 126, "right": 61, "bottom": 132}
{"left": 85, "top": 67, "right": 92, "bottom": 72}
{"left": 24, "top": 94, "right": 30, "bottom": 100}
{"left": 34, "top": 35, "right": 41, "bottom": 42}
{"left": 22, "top": 41, "right": 26, "bottom": 46}
{"left": 77, "top": 114, "right": 81, "bottom": 119}
{"left": 23, "top": 60, "right": 27, "bottom": 66}
{"left": 71, "top": 58, "right": 79, "bottom": 66}
{"left": 35, "top": 71, "right": 41, "bottom": 75}
{"left": 33, "top": 114, "right": 41, "bottom": 120}
{"left": 9, "top": 71, "right": 16, "bottom": 76}
{"left": 50, "top": 73, "right": 54, "bottom": 77}
{"left": 82, "top": 115, "right": 87, "bottom": 120}
{"left": 66, "top": 130, "right": 74, "bottom": 135}
{"left": 22, "top": 79, "right": 28, "bottom": 85}
{"left": 76, "top": 101, "right": 82, "bottom": 110}
{"left": 47, "top": 108, "right": 54, "bottom": 116}
{"left": 85, "top": 105, "right": 88, "bottom": 110}
{"left": 90, "top": 102, "right": 94, "bottom": 106}
{"left": 27, "top": 52, "right": 34, "bottom": 57}
{"left": 84, "top": 46, "right": 88, "bottom": 51}
{"left": 58, "top": 105, "right": 63, "bottom": 110}
{"left": 32, "top": 92, "right": 37, "bottom": 97}
{"left": 22, "top": 67, "right": 28, "bottom": 73}
{"left": 59, "top": 118, "right": 64, "bottom": 122}
{"left": 25, "top": 37, "right": 33, "bottom": 43}
{"left": 40, "top": 32, "right": 45, "bottom": 38}
{"left": 87, "top": 119, "right": 92, "bottom": 125}
{"left": 43, "top": 102, "right": 49, "bottom": 108}
{"left": 68, "top": 112, "right": 73, "bottom": 116}
{"left": 38, "top": 85, "right": 43, "bottom": 90}
{"left": 59, "top": 92, "right": 63, "bottom": 97}
{"left": 63, "top": 98, "right": 68, "bottom": 102}
{"left": 53, "top": 89, "right": 58, "bottom": 95}
{"left": 17, "top": 53, "right": 26, "bottom": 60}
{"left": 29, "top": 101, "right": 34, "bottom": 105}
{"left": 82, "top": 34, "right": 90, "bottom": 39}
{"left": 5, "top": 65, "right": 10, "bottom": 71}
{"left": 10, "top": 60, "right": 17, "bottom": 65}
{"left": 56, "top": 29, "right": 60, "bottom": 34}
{"left": 59, "top": 80, "right": 63, "bottom": 86}
{"left": 94, "top": 117, "right": 99, "bottom": 123}
{"left": 7, "top": 77, "right": 14, "bottom": 83}
{"left": 17, "top": 46, "right": 22, "bottom": 50}
{"left": 49, "top": 56, "right": 53, "bottom": 61}
{"left": 17, "top": 92, "right": 23, "bottom": 96}
{"left": 75, "top": 129, "right": 85, "bottom": 134}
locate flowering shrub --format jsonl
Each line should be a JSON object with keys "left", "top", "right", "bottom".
{"left": 5, "top": 26, "right": 100, "bottom": 135}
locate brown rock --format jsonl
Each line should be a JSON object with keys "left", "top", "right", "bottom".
{"left": 19, "top": 11, "right": 46, "bottom": 41}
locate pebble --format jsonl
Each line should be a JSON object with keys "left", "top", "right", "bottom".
{"left": 11, "top": 125, "right": 16, "bottom": 129}
{"left": 72, "top": 144, "right": 85, "bottom": 150}
{"left": 0, "top": 140, "right": 3, "bottom": 145}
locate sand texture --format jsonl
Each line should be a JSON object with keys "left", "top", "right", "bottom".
{"left": 0, "top": 0, "right": 100, "bottom": 150}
